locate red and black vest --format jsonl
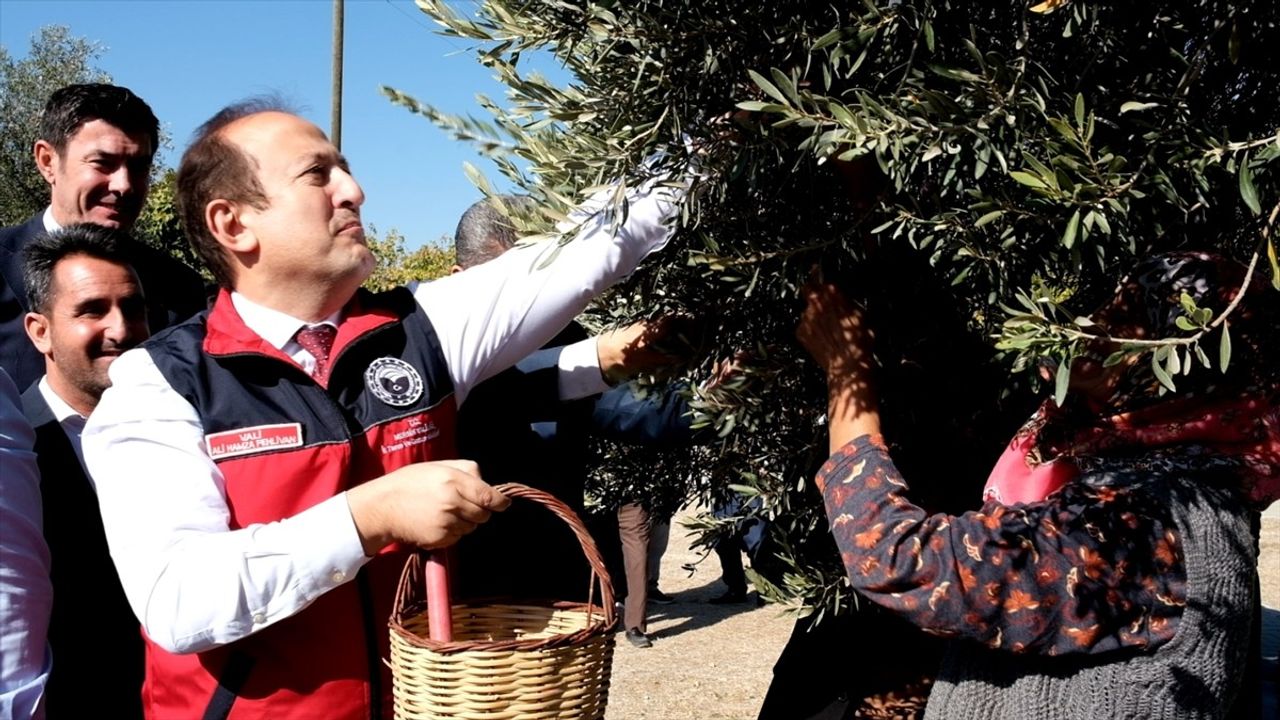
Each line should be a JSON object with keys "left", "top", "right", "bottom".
{"left": 143, "top": 287, "right": 456, "bottom": 720}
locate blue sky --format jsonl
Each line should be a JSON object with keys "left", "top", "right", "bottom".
{"left": 0, "top": 0, "right": 564, "bottom": 249}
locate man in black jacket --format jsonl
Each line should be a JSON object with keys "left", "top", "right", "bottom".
{"left": 0, "top": 83, "right": 205, "bottom": 390}
{"left": 20, "top": 224, "right": 151, "bottom": 717}
{"left": 449, "top": 197, "right": 697, "bottom": 649}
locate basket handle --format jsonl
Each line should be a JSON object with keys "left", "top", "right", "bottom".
{"left": 424, "top": 550, "right": 453, "bottom": 641}
{"left": 392, "top": 482, "right": 617, "bottom": 631}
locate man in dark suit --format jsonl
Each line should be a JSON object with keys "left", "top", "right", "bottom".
{"left": 448, "top": 197, "right": 697, "bottom": 649}
{"left": 20, "top": 224, "right": 150, "bottom": 717}
{"left": 0, "top": 83, "right": 206, "bottom": 390}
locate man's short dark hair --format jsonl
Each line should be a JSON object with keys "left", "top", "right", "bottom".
{"left": 23, "top": 224, "right": 139, "bottom": 313}
{"left": 454, "top": 195, "right": 535, "bottom": 269}
{"left": 38, "top": 84, "right": 160, "bottom": 156}
{"left": 176, "top": 96, "right": 293, "bottom": 289}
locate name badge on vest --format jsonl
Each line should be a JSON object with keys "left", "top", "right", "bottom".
{"left": 365, "top": 357, "right": 424, "bottom": 407}
{"left": 206, "top": 423, "right": 304, "bottom": 460}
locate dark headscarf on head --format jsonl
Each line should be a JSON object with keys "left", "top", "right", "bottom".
{"left": 1083, "top": 251, "right": 1277, "bottom": 408}
{"left": 984, "top": 252, "right": 1280, "bottom": 508}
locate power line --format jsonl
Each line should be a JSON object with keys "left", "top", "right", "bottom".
{"left": 380, "top": 0, "right": 439, "bottom": 34}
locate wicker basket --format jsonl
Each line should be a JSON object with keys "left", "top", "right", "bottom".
{"left": 389, "top": 483, "right": 617, "bottom": 720}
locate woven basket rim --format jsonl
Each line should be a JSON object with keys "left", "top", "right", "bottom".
{"left": 390, "top": 483, "right": 617, "bottom": 655}
{"left": 391, "top": 599, "right": 614, "bottom": 654}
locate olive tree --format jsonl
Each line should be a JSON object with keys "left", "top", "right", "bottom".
{"left": 385, "top": 0, "right": 1278, "bottom": 615}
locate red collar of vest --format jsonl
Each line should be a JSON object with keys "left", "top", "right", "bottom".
{"left": 203, "top": 289, "right": 402, "bottom": 367}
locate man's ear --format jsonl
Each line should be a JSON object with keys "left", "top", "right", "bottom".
{"left": 24, "top": 312, "right": 53, "bottom": 356}
{"left": 34, "top": 140, "right": 59, "bottom": 185}
{"left": 206, "top": 199, "right": 257, "bottom": 255}
{"left": 449, "top": 264, "right": 464, "bottom": 275}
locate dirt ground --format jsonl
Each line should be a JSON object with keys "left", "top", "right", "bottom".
{"left": 605, "top": 513, "right": 793, "bottom": 720}
{"left": 605, "top": 508, "right": 1280, "bottom": 720}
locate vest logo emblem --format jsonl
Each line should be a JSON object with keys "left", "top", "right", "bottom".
{"left": 206, "top": 423, "right": 303, "bottom": 461}
{"left": 365, "top": 357, "right": 424, "bottom": 407}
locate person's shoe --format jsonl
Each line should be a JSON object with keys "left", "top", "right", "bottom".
{"left": 708, "top": 589, "right": 748, "bottom": 605}
{"left": 625, "top": 628, "right": 653, "bottom": 648}
{"left": 648, "top": 587, "right": 676, "bottom": 605}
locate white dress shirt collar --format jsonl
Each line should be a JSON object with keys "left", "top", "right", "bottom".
{"left": 229, "top": 292, "right": 341, "bottom": 351}
{"left": 37, "top": 376, "right": 89, "bottom": 471}
{"left": 37, "top": 376, "right": 86, "bottom": 424}
{"left": 42, "top": 206, "right": 62, "bottom": 233}
{"left": 229, "top": 293, "right": 342, "bottom": 376}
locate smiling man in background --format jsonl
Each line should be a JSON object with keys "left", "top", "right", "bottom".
{"left": 20, "top": 223, "right": 150, "bottom": 717}
{"left": 0, "top": 83, "right": 206, "bottom": 391}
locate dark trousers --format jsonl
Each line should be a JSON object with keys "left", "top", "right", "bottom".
{"left": 617, "top": 503, "right": 651, "bottom": 632}
{"left": 714, "top": 536, "right": 747, "bottom": 594}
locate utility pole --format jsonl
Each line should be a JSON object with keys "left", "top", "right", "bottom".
{"left": 331, "top": 0, "right": 345, "bottom": 149}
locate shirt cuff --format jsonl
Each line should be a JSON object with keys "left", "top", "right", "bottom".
{"left": 815, "top": 433, "right": 888, "bottom": 494}
{"left": 557, "top": 337, "right": 610, "bottom": 401}
{"left": 291, "top": 494, "right": 371, "bottom": 594}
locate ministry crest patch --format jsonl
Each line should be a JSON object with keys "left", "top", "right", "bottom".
{"left": 364, "top": 357, "right": 424, "bottom": 407}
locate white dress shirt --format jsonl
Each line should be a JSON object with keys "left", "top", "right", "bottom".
{"left": 35, "top": 377, "right": 88, "bottom": 473}
{"left": 0, "top": 368, "right": 52, "bottom": 719}
{"left": 81, "top": 175, "right": 681, "bottom": 654}
{"left": 551, "top": 338, "right": 611, "bottom": 401}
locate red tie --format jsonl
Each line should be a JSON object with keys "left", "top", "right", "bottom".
{"left": 295, "top": 325, "right": 337, "bottom": 378}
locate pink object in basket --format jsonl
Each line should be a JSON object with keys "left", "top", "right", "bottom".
{"left": 425, "top": 550, "right": 453, "bottom": 642}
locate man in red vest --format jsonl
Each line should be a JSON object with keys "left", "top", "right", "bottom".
{"left": 83, "top": 98, "right": 688, "bottom": 719}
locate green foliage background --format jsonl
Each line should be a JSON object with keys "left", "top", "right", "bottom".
{"left": 363, "top": 226, "right": 456, "bottom": 290}
{"left": 389, "top": 0, "right": 1279, "bottom": 615}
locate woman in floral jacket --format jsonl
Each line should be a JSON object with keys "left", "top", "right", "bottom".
{"left": 796, "top": 252, "right": 1277, "bottom": 719}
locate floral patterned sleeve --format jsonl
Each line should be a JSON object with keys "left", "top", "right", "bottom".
{"left": 818, "top": 434, "right": 1187, "bottom": 655}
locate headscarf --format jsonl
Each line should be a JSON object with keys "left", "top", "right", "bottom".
{"left": 983, "top": 252, "right": 1280, "bottom": 508}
